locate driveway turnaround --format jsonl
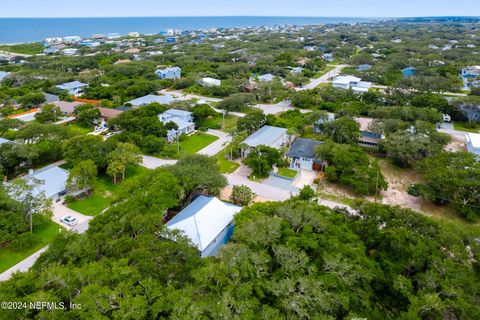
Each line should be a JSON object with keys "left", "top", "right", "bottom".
{"left": 197, "top": 129, "right": 232, "bottom": 156}
{"left": 142, "top": 155, "right": 178, "bottom": 169}
{"left": 226, "top": 173, "right": 296, "bottom": 201}
{"left": 52, "top": 202, "right": 93, "bottom": 233}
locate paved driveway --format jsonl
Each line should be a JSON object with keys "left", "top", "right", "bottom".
{"left": 226, "top": 173, "right": 295, "bottom": 201}
{"left": 52, "top": 202, "right": 93, "bottom": 233}
{"left": 142, "top": 155, "right": 178, "bottom": 169}
{"left": 292, "top": 170, "right": 316, "bottom": 189}
{"left": 254, "top": 101, "right": 312, "bottom": 115}
{"left": 197, "top": 129, "right": 232, "bottom": 156}
{"left": 297, "top": 65, "right": 346, "bottom": 91}
{"left": 263, "top": 175, "right": 299, "bottom": 192}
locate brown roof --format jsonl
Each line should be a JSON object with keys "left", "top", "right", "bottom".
{"left": 97, "top": 107, "right": 123, "bottom": 119}
{"left": 51, "top": 101, "right": 84, "bottom": 114}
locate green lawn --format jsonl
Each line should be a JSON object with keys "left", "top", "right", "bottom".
{"left": 216, "top": 152, "right": 240, "bottom": 174}
{"left": 179, "top": 132, "right": 219, "bottom": 155}
{"left": 67, "top": 166, "right": 149, "bottom": 216}
{"left": 0, "top": 219, "right": 62, "bottom": 273}
{"left": 277, "top": 167, "right": 298, "bottom": 179}
{"left": 453, "top": 122, "right": 480, "bottom": 133}
{"left": 0, "top": 43, "right": 44, "bottom": 55}
{"left": 204, "top": 115, "right": 239, "bottom": 131}
{"left": 63, "top": 122, "right": 93, "bottom": 135}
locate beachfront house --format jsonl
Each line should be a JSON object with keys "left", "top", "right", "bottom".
{"left": 155, "top": 67, "right": 182, "bottom": 80}
{"left": 286, "top": 138, "right": 322, "bottom": 171}
{"left": 402, "top": 67, "right": 416, "bottom": 78}
{"left": 0, "top": 71, "right": 11, "bottom": 82}
{"left": 241, "top": 125, "right": 288, "bottom": 158}
{"left": 199, "top": 77, "right": 221, "bottom": 87}
{"left": 56, "top": 81, "right": 89, "bottom": 96}
{"left": 332, "top": 75, "right": 372, "bottom": 93}
{"left": 461, "top": 66, "right": 480, "bottom": 89}
{"left": 466, "top": 133, "right": 480, "bottom": 157}
{"left": 356, "top": 117, "right": 385, "bottom": 148}
{"left": 166, "top": 196, "right": 242, "bottom": 257}
{"left": 158, "top": 109, "right": 195, "bottom": 142}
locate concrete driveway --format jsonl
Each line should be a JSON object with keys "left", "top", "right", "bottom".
{"left": 142, "top": 155, "right": 178, "bottom": 169}
{"left": 226, "top": 173, "right": 296, "bottom": 201}
{"left": 292, "top": 170, "right": 316, "bottom": 189}
{"left": 52, "top": 202, "right": 93, "bottom": 233}
{"left": 253, "top": 101, "right": 312, "bottom": 115}
{"left": 197, "top": 129, "right": 232, "bottom": 156}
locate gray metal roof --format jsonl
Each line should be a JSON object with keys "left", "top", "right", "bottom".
{"left": 127, "top": 94, "right": 174, "bottom": 106}
{"left": 164, "top": 108, "right": 192, "bottom": 118}
{"left": 56, "top": 81, "right": 88, "bottom": 90}
{"left": 23, "top": 166, "right": 69, "bottom": 198}
{"left": 243, "top": 125, "right": 287, "bottom": 148}
{"left": 286, "top": 138, "right": 322, "bottom": 159}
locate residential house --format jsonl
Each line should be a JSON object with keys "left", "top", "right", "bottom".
{"left": 356, "top": 117, "right": 384, "bottom": 148}
{"left": 313, "top": 113, "right": 335, "bottom": 133}
{"left": 155, "top": 67, "right": 182, "bottom": 79}
{"left": 402, "top": 67, "right": 416, "bottom": 78}
{"left": 127, "top": 94, "right": 176, "bottom": 107}
{"left": 322, "top": 53, "right": 334, "bottom": 62}
{"left": 44, "top": 37, "right": 63, "bottom": 46}
{"left": 332, "top": 75, "right": 372, "bottom": 93}
{"left": 0, "top": 71, "right": 10, "bottom": 82}
{"left": 56, "top": 81, "right": 89, "bottom": 96}
{"left": 158, "top": 109, "right": 195, "bottom": 142}
{"left": 97, "top": 107, "right": 123, "bottom": 121}
{"left": 290, "top": 67, "right": 304, "bottom": 74}
{"left": 166, "top": 196, "right": 242, "bottom": 257}
{"left": 21, "top": 166, "right": 69, "bottom": 199}
{"left": 62, "top": 36, "right": 82, "bottom": 44}
{"left": 43, "top": 47, "right": 59, "bottom": 54}
{"left": 43, "top": 93, "right": 60, "bottom": 104}
{"left": 461, "top": 66, "right": 480, "bottom": 88}
{"left": 50, "top": 101, "right": 84, "bottom": 115}
{"left": 258, "top": 74, "right": 275, "bottom": 82}
{"left": 241, "top": 125, "right": 289, "bottom": 158}
{"left": 286, "top": 138, "right": 322, "bottom": 171}
{"left": 62, "top": 48, "right": 78, "bottom": 56}
{"left": 357, "top": 64, "right": 372, "bottom": 72}
{"left": 0, "top": 137, "right": 13, "bottom": 146}
{"left": 466, "top": 133, "right": 480, "bottom": 157}
{"left": 199, "top": 77, "right": 221, "bottom": 87}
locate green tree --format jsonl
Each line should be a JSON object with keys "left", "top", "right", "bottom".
{"left": 34, "top": 104, "right": 61, "bottom": 123}
{"left": 230, "top": 185, "right": 255, "bottom": 206}
{"left": 66, "top": 160, "right": 97, "bottom": 196}
{"left": 106, "top": 143, "right": 142, "bottom": 183}
{"left": 244, "top": 145, "right": 281, "bottom": 178}
{"left": 17, "top": 92, "right": 46, "bottom": 108}
{"left": 237, "top": 109, "right": 266, "bottom": 133}
{"left": 74, "top": 104, "right": 101, "bottom": 127}
{"left": 322, "top": 116, "right": 360, "bottom": 144}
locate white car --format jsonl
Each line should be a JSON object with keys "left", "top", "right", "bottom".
{"left": 60, "top": 215, "right": 78, "bottom": 226}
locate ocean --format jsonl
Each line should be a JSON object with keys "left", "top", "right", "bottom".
{"left": 0, "top": 16, "right": 378, "bottom": 44}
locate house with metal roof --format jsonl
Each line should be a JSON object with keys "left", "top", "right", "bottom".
{"left": 155, "top": 67, "right": 181, "bottom": 79}
{"left": 0, "top": 71, "right": 11, "bottom": 82}
{"left": 50, "top": 101, "right": 84, "bottom": 115}
{"left": 158, "top": 109, "right": 195, "bottom": 142}
{"left": 127, "top": 94, "right": 177, "bottom": 107}
{"left": 357, "top": 64, "right": 372, "bottom": 72}
{"left": 199, "top": 77, "right": 221, "bottom": 87}
{"left": 466, "top": 132, "right": 480, "bottom": 157}
{"left": 241, "top": 125, "right": 288, "bottom": 158}
{"left": 286, "top": 138, "right": 322, "bottom": 171}
{"left": 402, "top": 67, "right": 416, "bottom": 78}
{"left": 166, "top": 196, "right": 242, "bottom": 257}
{"left": 0, "top": 137, "right": 13, "bottom": 146}
{"left": 56, "top": 81, "right": 89, "bottom": 96}
{"left": 22, "top": 166, "right": 69, "bottom": 199}
{"left": 332, "top": 75, "right": 372, "bottom": 93}
{"left": 355, "top": 117, "right": 384, "bottom": 148}
{"left": 43, "top": 93, "right": 60, "bottom": 104}
{"left": 258, "top": 74, "right": 275, "bottom": 82}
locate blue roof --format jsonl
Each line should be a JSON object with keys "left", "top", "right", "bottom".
{"left": 243, "top": 125, "right": 288, "bottom": 148}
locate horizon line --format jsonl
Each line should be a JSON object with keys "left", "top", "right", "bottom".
{"left": 0, "top": 15, "right": 479, "bottom": 19}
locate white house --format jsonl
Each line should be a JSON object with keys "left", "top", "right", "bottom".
{"left": 62, "top": 36, "right": 82, "bottom": 43}
{"left": 155, "top": 67, "right": 182, "bottom": 79}
{"left": 199, "top": 77, "right": 221, "bottom": 87}
{"left": 21, "top": 166, "right": 69, "bottom": 199}
{"left": 62, "top": 48, "right": 78, "bottom": 56}
{"left": 166, "top": 196, "right": 242, "bottom": 257}
{"left": 332, "top": 75, "right": 372, "bottom": 93}
{"left": 0, "top": 71, "right": 11, "bottom": 82}
{"left": 466, "top": 133, "right": 480, "bottom": 157}
{"left": 158, "top": 109, "right": 195, "bottom": 142}
{"left": 242, "top": 125, "right": 289, "bottom": 158}
{"left": 56, "top": 81, "right": 89, "bottom": 96}
{"left": 258, "top": 74, "right": 275, "bottom": 82}
{"left": 461, "top": 66, "right": 480, "bottom": 89}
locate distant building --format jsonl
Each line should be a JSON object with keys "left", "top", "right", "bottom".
{"left": 402, "top": 67, "right": 416, "bottom": 78}
{"left": 242, "top": 125, "right": 288, "bottom": 157}
{"left": 304, "top": 45, "right": 317, "bottom": 52}
{"left": 322, "top": 53, "right": 334, "bottom": 62}
{"left": 0, "top": 137, "right": 13, "bottom": 146}
{"left": 290, "top": 67, "right": 304, "bottom": 74}
{"left": 107, "top": 33, "right": 121, "bottom": 39}
{"left": 199, "top": 77, "right": 221, "bottom": 87}
{"left": 44, "top": 37, "right": 63, "bottom": 46}
{"left": 461, "top": 66, "right": 480, "bottom": 89}
{"left": 158, "top": 109, "right": 195, "bottom": 142}
{"left": 62, "top": 36, "right": 82, "bottom": 44}
{"left": 357, "top": 64, "right": 372, "bottom": 72}
{"left": 166, "top": 196, "right": 242, "bottom": 257}
{"left": 466, "top": 133, "right": 480, "bottom": 157}
{"left": 62, "top": 48, "right": 78, "bottom": 56}
{"left": 155, "top": 67, "right": 182, "bottom": 79}
{"left": 43, "top": 93, "right": 60, "bottom": 104}
{"left": 55, "top": 81, "right": 89, "bottom": 96}
{"left": 97, "top": 107, "right": 123, "bottom": 121}
{"left": 50, "top": 101, "right": 84, "bottom": 115}
{"left": 258, "top": 74, "right": 275, "bottom": 82}
{"left": 43, "top": 47, "right": 59, "bottom": 54}
{"left": 0, "top": 71, "right": 11, "bottom": 82}
{"left": 286, "top": 138, "right": 322, "bottom": 171}
{"left": 166, "top": 37, "right": 177, "bottom": 43}
{"left": 355, "top": 117, "right": 384, "bottom": 148}
{"left": 332, "top": 75, "right": 372, "bottom": 93}
{"left": 128, "top": 32, "right": 140, "bottom": 37}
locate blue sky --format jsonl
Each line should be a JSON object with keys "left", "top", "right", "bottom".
{"left": 1, "top": 0, "right": 479, "bottom": 18}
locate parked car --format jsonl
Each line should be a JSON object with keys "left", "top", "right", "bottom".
{"left": 60, "top": 215, "right": 78, "bottom": 226}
